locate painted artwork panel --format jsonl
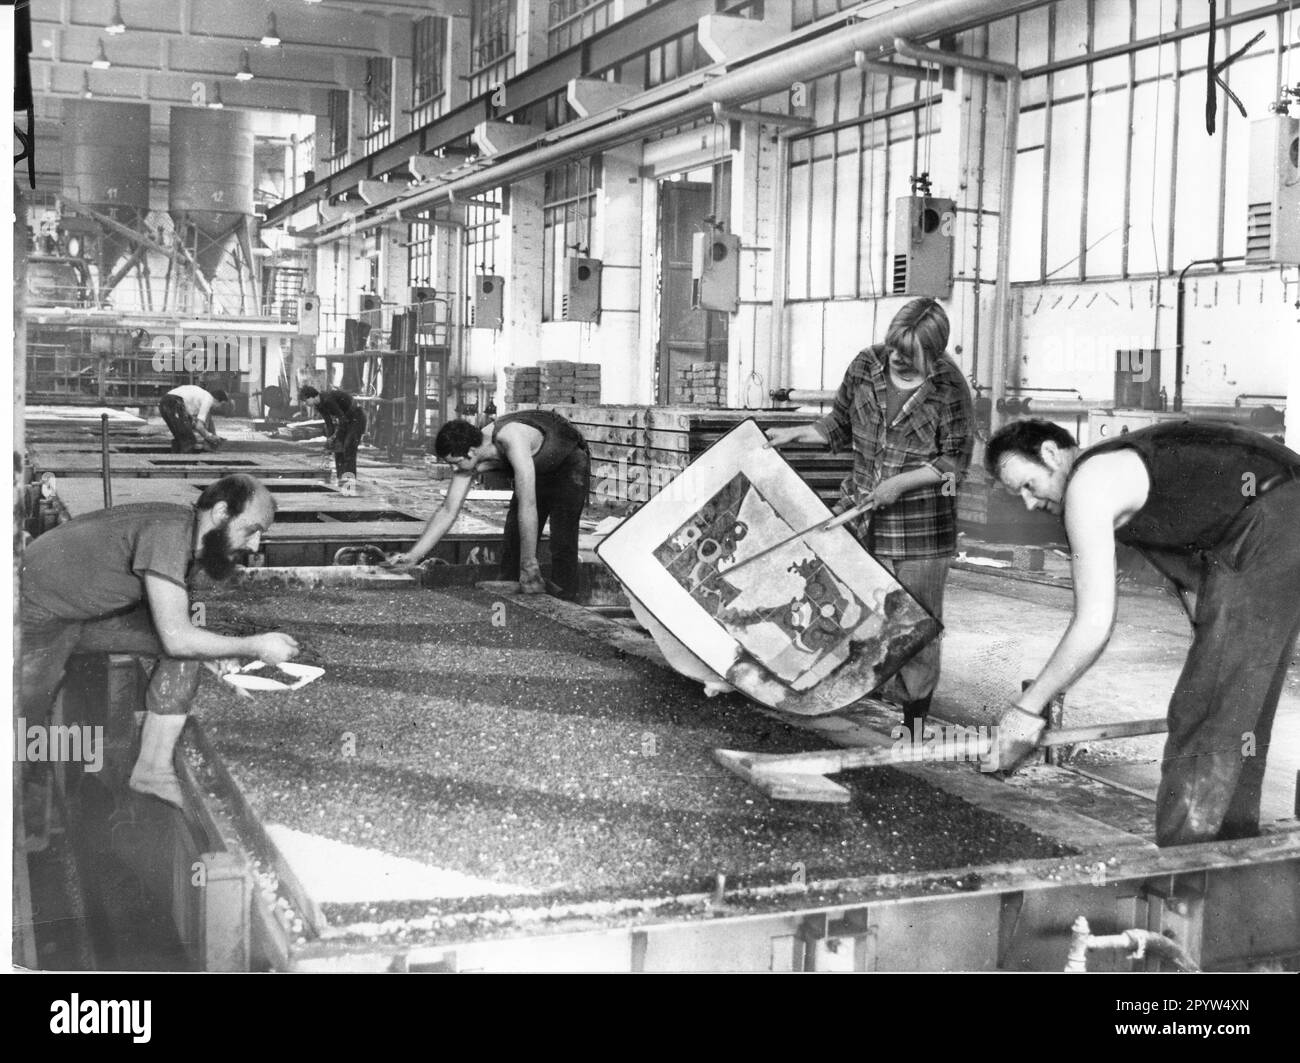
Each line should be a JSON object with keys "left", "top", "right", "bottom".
{"left": 652, "top": 472, "right": 869, "bottom": 691}
{"left": 596, "top": 419, "right": 941, "bottom": 715}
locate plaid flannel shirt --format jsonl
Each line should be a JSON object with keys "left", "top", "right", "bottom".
{"left": 812, "top": 345, "right": 974, "bottom": 559}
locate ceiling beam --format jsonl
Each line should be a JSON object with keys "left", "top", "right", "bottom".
{"left": 263, "top": 0, "right": 723, "bottom": 225}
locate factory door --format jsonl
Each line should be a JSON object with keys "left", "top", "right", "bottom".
{"left": 657, "top": 182, "right": 728, "bottom": 404}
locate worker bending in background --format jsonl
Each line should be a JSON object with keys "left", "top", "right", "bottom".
{"left": 20, "top": 474, "right": 299, "bottom": 807}
{"left": 766, "top": 298, "right": 974, "bottom": 738}
{"left": 392, "top": 409, "right": 590, "bottom": 600}
{"left": 298, "top": 385, "right": 366, "bottom": 496}
{"left": 159, "top": 383, "right": 233, "bottom": 454}
{"left": 986, "top": 419, "right": 1300, "bottom": 846}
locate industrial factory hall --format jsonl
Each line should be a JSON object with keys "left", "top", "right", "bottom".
{"left": 7, "top": 0, "right": 1300, "bottom": 984}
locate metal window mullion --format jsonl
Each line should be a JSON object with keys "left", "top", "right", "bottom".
{"left": 1166, "top": 3, "right": 1183, "bottom": 272}
{"left": 1078, "top": 0, "right": 1094, "bottom": 280}
{"left": 1022, "top": 0, "right": 1294, "bottom": 79}
{"left": 880, "top": 75, "right": 892, "bottom": 298}
{"left": 971, "top": 22, "right": 991, "bottom": 379}
{"left": 1215, "top": 0, "right": 1233, "bottom": 263}
{"left": 827, "top": 71, "right": 843, "bottom": 298}
{"left": 804, "top": 77, "right": 818, "bottom": 300}
{"left": 1039, "top": 2, "right": 1056, "bottom": 283}
{"left": 1120, "top": 0, "right": 1136, "bottom": 279}
{"left": 855, "top": 66, "right": 869, "bottom": 297}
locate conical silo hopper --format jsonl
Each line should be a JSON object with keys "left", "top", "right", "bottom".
{"left": 59, "top": 99, "right": 151, "bottom": 275}
{"left": 169, "top": 107, "right": 255, "bottom": 282}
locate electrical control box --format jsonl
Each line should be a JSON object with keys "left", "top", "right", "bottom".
{"left": 410, "top": 285, "right": 438, "bottom": 328}
{"left": 691, "top": 231, "right": 740, "bottom": 313}
{"left": 1246, "top": 115, "right": 1300, "bottom": 265}
{"left": 471, "top": 275, "right": 504, "bottom": 329}
{"left": 561, "top": 257, "right": 602, "bottom": 322}
{"left": 892, "top": 195, "right": 955, "bottom": 298}
{"left": 296, "top": 292, "right": 320, "bottom": 336}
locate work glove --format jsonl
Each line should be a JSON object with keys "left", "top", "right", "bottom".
{"left": 990, "top": 704, "right": 1047, "bottom": 773}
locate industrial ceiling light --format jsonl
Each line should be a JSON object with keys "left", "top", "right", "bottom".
{"left": 82, "top": 71, "right": 94, "bottom": 98}
{"left": 105, "top": 0, "right": 127, "bottom": 35}
{"left": 236, "top": 49, "right": 255, "bottom": 80}
{"left": 260, "top": 12, "right": 281, "bottom": 48}
{"left": 207, "top": 83, "right": 224, "bottom": 109}
{"left": 92, "top": 39, "right": 112, "bottom": 69}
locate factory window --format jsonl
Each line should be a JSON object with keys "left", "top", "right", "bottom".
{"left": 411, "top": 16, "right": 448, "bottom": 128}
{"left": 785, "top": 69, "right": 940, "bottom": 301}
{"left": 542, "top": 157, "right": 599, "bottom": 322}
{"left": 547, "top": 0, "right": 615, "bottom": 57}
{"left": 469, "top": 0, "right": 516, "bottom": 99}
{"left": 790, "top": 0, "right": 860, "bottom": 27}
{"left": 407, "top": 212, "right": 438, "bottom": 295}
{"left": 628, "top": 27, "right": 708, "bottom": 90}
{"left": 326, "top": 89, "right": 350, "bottom": 171}
{"left": 363, "top": 58, "right": 394, "bottom": 149}
{"left": 987, "top": 0, "right": 1298, "bottom": 283}
{"left": 464, "top": 189, "right": 504, "bottom": 295}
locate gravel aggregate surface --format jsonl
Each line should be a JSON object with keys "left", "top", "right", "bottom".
{"left": 194, "top": 583, "right": 1073, "bottom": 925}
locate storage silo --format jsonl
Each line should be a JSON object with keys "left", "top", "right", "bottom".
{"left": 59, "top": 99, "right": 151, "bottom": 274}
{"left": 169, "top": 107, "right": 255, "bottom": 282}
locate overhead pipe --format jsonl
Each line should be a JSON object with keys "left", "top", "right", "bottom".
{"left": 1001, "top": 398, "right": 1284, "bottom": 427}
{"left": 892, "top": 38, "right": 1021, "bottom": 434}
{"left": 311, "top": 0, "right": 1039, "bottom": 248}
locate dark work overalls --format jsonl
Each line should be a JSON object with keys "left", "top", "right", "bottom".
{"left": 319, "top": 390, "right": 367, "bottom": 478}
{"left": 158, "top": 394, "right": 200, "bottom": 453}
{"left": 1069, "top": 421, "right": 1300, "bottom": 846}
{"left": 492, "top": 409, "right": 589, "bottom": 601}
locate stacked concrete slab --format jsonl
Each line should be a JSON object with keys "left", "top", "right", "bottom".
{"left": 671, "top": 362, "right": 727, "bottom": 407}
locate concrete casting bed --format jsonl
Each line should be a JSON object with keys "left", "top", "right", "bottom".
{"left": 192, "top": 583, "right": 1072, "bottom": 933}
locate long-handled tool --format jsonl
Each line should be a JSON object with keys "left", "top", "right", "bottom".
{"left": 713, "top": 716, "right": 1169, "bottom": 803}
{"left": 704, "top": 500, "right": 875, "bottom": 584}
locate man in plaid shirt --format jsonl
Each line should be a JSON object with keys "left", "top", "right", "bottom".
{"left": 767, "top": 298, "right": 974, "bottom": 734}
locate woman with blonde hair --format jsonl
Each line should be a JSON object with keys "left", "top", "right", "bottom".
{"left": 766, "top": 298, "right": 974, "bottom": 735}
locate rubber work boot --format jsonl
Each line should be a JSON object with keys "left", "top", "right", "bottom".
{"left": 128, "top": 713, "right": 188, "bottom": 808}
{"left": 339, "top": 473, "right": 358, "bottom": 497}
{"left": 902, "top": 694, "right": 932, "bottom": 743}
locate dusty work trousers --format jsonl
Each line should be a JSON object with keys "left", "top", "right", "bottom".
{"left": 1155, "top": 480, "right": 1300, "bottom": 847}
{"left": 499, "top": 446, "right": 590, "bottom": 601}
{"left": 158, "top": 394, "right": 200, "bottom": 453}
{"left": 330, "top": 410, "right": 366, "bottom": 478}
{"left": 20, "top": 603, "right": 202, "bottom": 721}
{"left": 876, "top": 555, "right": 951, "bottom": 703}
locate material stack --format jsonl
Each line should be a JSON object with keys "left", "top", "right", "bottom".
{"left": 672, "top": 362, "right": 727, "bottom": 407}
{"left": 573, "top": 362, "right": 602, "bottom": 405}
{"left": 503, "top": 366, "right": 541, "bottom": 406}
{"left": 535, "top": 405, "right": 852, "bottom": 514}
{"left": 537, "top": 360, "right": 601, "bottom": 404}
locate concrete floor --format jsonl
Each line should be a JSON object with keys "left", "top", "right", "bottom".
{"left": 935, "top": 568, "right": 1300, "bottom": 825}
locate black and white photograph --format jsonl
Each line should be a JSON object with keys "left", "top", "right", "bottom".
{"left": 7, "top": 0, "right": 1300, "bottom": 988}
